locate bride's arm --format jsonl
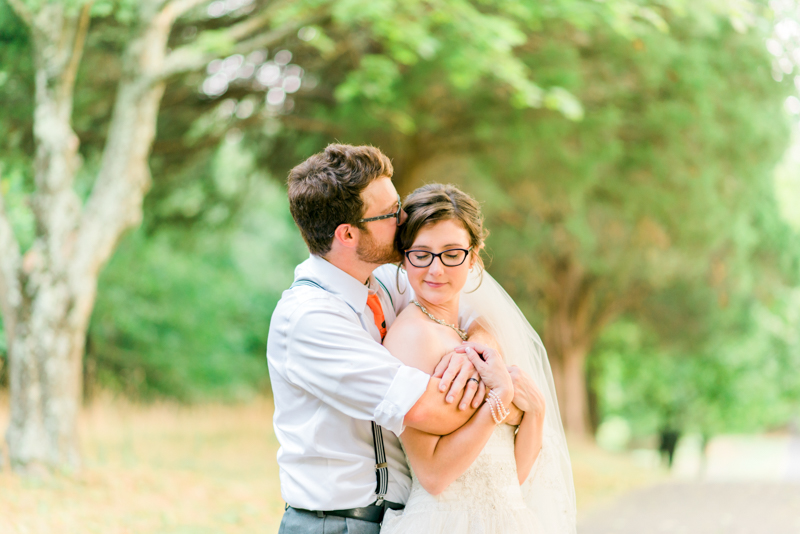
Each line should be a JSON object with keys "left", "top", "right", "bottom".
{"left": 403, "top": 356, "right": 514, "bottom": 495}
{"left": 385, "top": 324, "right": 514, "bottom": 495}
{"left": 514, "top": 411, "right": 544, "bottom": 484}
{"left": 460, "top": 332, "right": 546, "bottom": 485}
{"left": 506, "top": 366, "right": 546, "bottom": 484}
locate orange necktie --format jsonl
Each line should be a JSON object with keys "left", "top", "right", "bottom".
{"left": 366, "top": 293, "right": 387, "bottom": 341}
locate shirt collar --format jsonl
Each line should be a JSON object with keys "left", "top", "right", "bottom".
{"left": 294, "top": 254, "right": 375, "bottom": 313}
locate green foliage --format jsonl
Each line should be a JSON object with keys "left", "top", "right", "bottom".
{"left": 86, "top": 143, "right": 308, "bottom": 401}
{"left": 774, "top": 128, "right": 800, "bottom": 232}
{"left": 286, "top": 4, "right": 800, "bottom": 437}
{"left": 0, "top": 1, "right": 34, "bottom": 190}
{"left": 336, "top": 55, "right": 402, "bottom": 104}
{"left": 90, "top": 0, "right": 140, "bottom": 25}
{"left": 593, "top": 287, "right": 800, "bottom": 437}
{"left": 2, "top": 0, "right": 799, "bottom": 427}
{"left": 88, "top": 230, "right": 267, "bottom": 401}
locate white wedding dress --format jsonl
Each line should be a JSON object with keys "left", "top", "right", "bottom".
{"left": 382, "top": 270, "right": 577, "bottom": 534}
{"left": 381, "top": 425, "right": 572, "bottom": 534}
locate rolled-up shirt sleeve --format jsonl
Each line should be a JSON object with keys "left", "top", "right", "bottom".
{"left": 285, "top": 299, "right": 429, "bottom": 435}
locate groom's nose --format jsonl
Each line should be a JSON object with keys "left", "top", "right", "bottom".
{"left": 398, "top": 208, "right": 408, "bottom": 225}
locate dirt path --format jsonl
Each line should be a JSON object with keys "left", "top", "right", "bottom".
{"left": 578, "top": 482, "right": 800, "bottom": 534}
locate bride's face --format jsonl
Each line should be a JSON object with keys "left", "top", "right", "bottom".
{"left": 404, "top": 219, "right": 474, "bottom": 307}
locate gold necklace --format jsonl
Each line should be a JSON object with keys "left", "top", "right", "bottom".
{"left": 411, "top": 300, "right": 469, "bottom": 341}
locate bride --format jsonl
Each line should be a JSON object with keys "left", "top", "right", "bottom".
{"left": 381, "top": 184, "right": 577, "bottom": 533}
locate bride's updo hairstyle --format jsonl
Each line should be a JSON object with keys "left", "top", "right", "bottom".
{"left": 397, "top": 183, "right": 488, "bottom": 279}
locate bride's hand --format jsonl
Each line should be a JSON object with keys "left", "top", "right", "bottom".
{"left": 462, "top": 344, "right": 513, "bottom": 403}
{"left": 432, "top": 350, "right": 484, "bottom": 409}
{"left": 508, "top": 365, "right": 545, "bottom": 420}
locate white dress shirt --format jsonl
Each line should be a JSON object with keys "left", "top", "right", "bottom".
{"left": 267, "top": 255, "right": 430, "bottom": 510}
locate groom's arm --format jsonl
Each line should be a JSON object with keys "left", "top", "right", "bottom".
{"left": 282, "top": 300, "right": 431, "bottom": 436}
{"left": 396, "top": 336, "right": 485, "bottom": 435}
{"left": 283, "top": 298, "right": 483, "bottom": 438}
{"left": 404, "top": 375, "right": 478, "bottom": 435}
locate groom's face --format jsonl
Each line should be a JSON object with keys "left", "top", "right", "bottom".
{"left": 356, "top": 176, "right": 405, "bottom": 264}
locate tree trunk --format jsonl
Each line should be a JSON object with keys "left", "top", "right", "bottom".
{"left": 545, "top": 307, "right": 592, "bottom": 441}
{"left": 4, "top": 2, "right": 89, "bottom": 473}
{"left": 1, "top": 0, "right": 307, "bottom": 473}
{"left": 1, "top": 0, "right": 176, "bottom": 473}
{"left": 542, "top": 255, "right": 632, "bottom": 441}
{"left": 542, "top": 256, "right": 598, "bottom": 441}
{"left": 561, "top": 344, "right": 590, "bottom": 440}
{"left": 6, "top": 291, "right": 89, "bottom": 472}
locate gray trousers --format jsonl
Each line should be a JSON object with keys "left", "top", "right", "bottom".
{"left": 278, "top": 507, "right": 381, "bottom": 534}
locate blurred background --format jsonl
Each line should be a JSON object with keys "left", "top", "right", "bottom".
{"left": 1, "top": 0, "right": 800, "bottom": 532}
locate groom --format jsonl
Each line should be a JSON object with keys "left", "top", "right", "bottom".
{"left": 268, "top": 144, "right": 503, "bottom": 533}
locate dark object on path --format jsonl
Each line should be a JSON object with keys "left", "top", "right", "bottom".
{"left": 658, "top": 428, "right": 681, "bottom": 468}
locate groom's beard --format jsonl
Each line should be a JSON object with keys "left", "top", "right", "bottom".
{"left": 357, "top": 228, "right": 402, "bottom": 264}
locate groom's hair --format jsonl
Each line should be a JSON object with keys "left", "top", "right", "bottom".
{"left": 287, "top": 144, "right": 394, "bottom": 255}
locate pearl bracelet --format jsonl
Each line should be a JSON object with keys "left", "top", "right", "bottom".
{"left": 486, "top": 389, "right": 511, "bottom": 424}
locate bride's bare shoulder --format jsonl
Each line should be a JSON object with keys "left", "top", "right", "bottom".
{"left": 384, "top": 308, "right": 449, "bottom": 375}
{"left": 467, "top": 318, "right": 501, "bottom": 352}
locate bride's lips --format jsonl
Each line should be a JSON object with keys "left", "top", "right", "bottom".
{"left": 424, "top": 281, "right": 446, "bottom": 288}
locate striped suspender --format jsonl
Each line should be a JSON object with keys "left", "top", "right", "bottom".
{"left": 291, "top": 278, "right": 389, "bottom": 504}
{"left": 371, "top": 422, "right": 388, "bottom": 505}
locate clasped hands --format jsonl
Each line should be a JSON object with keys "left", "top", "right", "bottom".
{"left": 432, "top": 342, "right": 545, "bottom": 425}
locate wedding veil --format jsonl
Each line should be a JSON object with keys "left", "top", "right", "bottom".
{"left": 461, "top": 269, "right": 578, "bottom": 533}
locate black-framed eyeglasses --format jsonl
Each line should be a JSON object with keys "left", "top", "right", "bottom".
{"left": 404, "top": 247, "right": 473, "bottom": 268}
{"left": 358, "top": 194, "right": 402, "bottom": 226}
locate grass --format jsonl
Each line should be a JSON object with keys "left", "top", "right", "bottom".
{"left": 0, "top": 397, "right": 664, "bottom": 533}
{"left": 570, "top": 441, "right": 667, "bottom": 513}
{"left": 0, "top": 397, "right": 285, "bottom": 534}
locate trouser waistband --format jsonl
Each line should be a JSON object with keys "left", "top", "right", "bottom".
{"left": 287, "top": 500, "right": 404, "bottom": 524}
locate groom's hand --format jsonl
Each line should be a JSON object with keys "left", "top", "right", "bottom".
{"left": 433, "top": 351, "right": 484, "bottom": 410}
{"left": 506, "top": 403, "right": 524, "bottom": 426}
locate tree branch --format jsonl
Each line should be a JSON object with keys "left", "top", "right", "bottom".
{"left": 61, "top": 2, "right": 93, "bottom": 97}
{"left": 6, "top": 0, "right": 33, "bottom": 28}
{"left": 157, "top": 0, "right": 209, "bottom": 25}
{"left": 0, "top": 175, "right": 23, "bottom": 339}
{"left": 158, "top": 12, "right": 327, "bottom": 80}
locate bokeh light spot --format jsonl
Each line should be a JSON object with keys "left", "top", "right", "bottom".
{"left": 785, "top": 95, "right": 800, "bottom": 114}
{"left": 767, "top": 38, "right": 785, "bottom": 57}
{"left": 257, "top": 63, "right": 281, "bottom": 86}
{"left": 203, "top": 73, "right": 229, "bottom": 96}
{"left": 207, "top": 1, "right": 226, "bottom": 17}
{"left": 298, "top": 27, "right": 318, "bottom": 42}
{"left": 235, "top": 100, "right": 255, "bottom": 119}
{"left": 283, "top": 76, "right": 301, "bottom": 94}
{"left": 274, "top": 50, "right": 292, "bottom": 66}
{"left": 267, "top": 88, "right": 286, "bottom": 106}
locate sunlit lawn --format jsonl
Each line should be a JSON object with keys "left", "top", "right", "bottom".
{"left": 0, "top": 396, "right": 664, "bottom": 533}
